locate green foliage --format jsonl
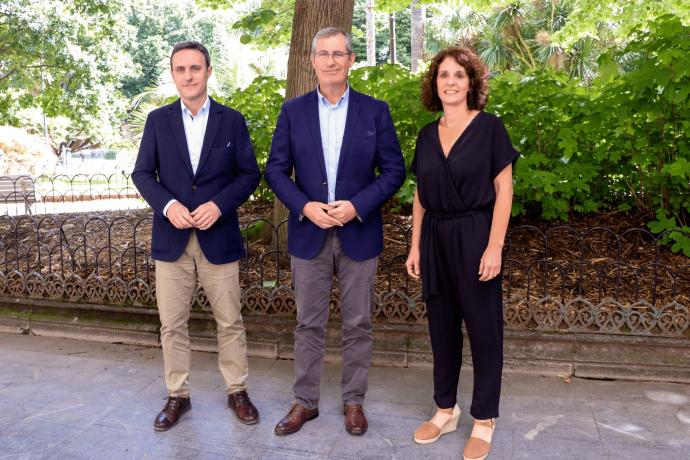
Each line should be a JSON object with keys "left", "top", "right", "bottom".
{"left": 195, "top": 0, "right": 232, "bottom": 8}
{"left": 463, "top": 0, "right": 690, "bottom": 49}
{"left": 352, "top": 2, "right": 413, "bottom": 67}
{"left": 3, "top": 0, "right": 688, "bottom": 255}
{"left": 229, "top": 0, "right": 415, "bottom": 65}
{"left": 648, "top": 209, "right": 690, "bottom": 256}
{"left": 352, "top": 1, "right": 384, "bottom": 63}
{"left": 244, "top": 220, "right": 267, "bottom": 243}
{"left": 595, "top": 14, "right": 690, "bottom": 253}
{"left": 228, "top": 0, "right": 294, "bottom": 49}
{"left": 488, "top": 70, "right": 601, "bottom": 219}
{"left": 122, "top": 0, "right": 238, "bottom": 98}
{"left": 1, "top": 0, "right": 244, "bottom": 147}
{"left": 217, "top": 11, "right": 690, "bottom": 256}
{"left": 218, "top": 76, "right": 286, "bottom": 200}
{"left": 0, "top": 0, "right": 132, "bottom": 141}
{"left": 350, "top": 64, "right": 437, "bottom": 202}
{"left": 490, "top": 14, "right": 690, "bottom": 252}
{"left": 473, "top": 0, "right": 603, "bottom": 80}
{"left": 350, "top": 14, "right": 688, "bottom": 254}
{"left": 374, "top": 0, "right": 437, "bottom": 13}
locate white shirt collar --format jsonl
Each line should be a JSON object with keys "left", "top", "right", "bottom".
{"left": 181, "top": 96, "right": 211, "bottom": 119}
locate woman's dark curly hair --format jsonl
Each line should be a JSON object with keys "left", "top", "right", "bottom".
{"left": 420, "top": 47, "right": 489, "bottom": 112}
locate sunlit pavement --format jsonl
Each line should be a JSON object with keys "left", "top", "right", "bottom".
{"left": 0, "top": 332, "right": 689, "bottom": 459}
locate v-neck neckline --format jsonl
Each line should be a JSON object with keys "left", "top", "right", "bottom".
{"left": 436, "top": 111, "right": 482, "bottom": 160}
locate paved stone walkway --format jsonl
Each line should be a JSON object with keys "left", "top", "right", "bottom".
{"left": 1, "top": 332, "right": 689, "bottom": 459}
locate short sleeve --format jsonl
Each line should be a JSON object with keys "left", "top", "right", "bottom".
{"left": 491, "top": 117, "right": 519, "bottom": 179}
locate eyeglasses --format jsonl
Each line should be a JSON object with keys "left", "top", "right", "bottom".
{"left": 314, "top": 51, "right": 351, "bottom": 61}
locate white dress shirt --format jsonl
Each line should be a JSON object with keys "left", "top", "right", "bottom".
{"left": 163, "top": 97, "right": 211, "bottom": 217}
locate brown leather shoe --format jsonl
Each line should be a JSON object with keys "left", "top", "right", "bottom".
{"left": 228, "top": 390, "right": 260, "bottom": 425}
{"left": 154, "top": 396, "right": 191, "bottom": 431}
{"left": 344, "top": 403, "right": 368, "bottom": 435}
{"left": 274, "top": 403, "right": 319, "bottom": 435}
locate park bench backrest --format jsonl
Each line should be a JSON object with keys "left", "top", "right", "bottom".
{"left": 0, "top": 175, "right": 36, "bottom": 213}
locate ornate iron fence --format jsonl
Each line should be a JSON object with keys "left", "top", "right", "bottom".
{"left": 0, "top": 174, "right": 145, "bottom": 216}
{"left": 0, "top": 213, "right": 688, "bottom": 337}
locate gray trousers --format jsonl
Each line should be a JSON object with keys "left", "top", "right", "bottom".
{"left": 291, "top": 230, "right": 378, "bottom": 409}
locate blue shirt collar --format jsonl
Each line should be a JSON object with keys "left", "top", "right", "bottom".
{"left": 181, "top": 96, "right": 210, "bottom": 119}
{"left": 316, "top": 84, "right": 350, "bottom": 109}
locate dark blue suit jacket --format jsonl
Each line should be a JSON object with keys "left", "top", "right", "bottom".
{"left": 132, "top": 98, "right": 260, "bottom": 264}
{"left": 264, "top": 88, "right": 405, "bottom": 261}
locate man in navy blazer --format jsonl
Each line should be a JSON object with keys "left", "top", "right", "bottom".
{"left": 132, "top": 41, "right": 261, "bottom": 431}
{"left": 265, "top": 27, "right": 406, "bottom": 436}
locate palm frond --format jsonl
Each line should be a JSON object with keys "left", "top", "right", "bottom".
{"left": 477, "top": 27, "right": 514, "bottom": 71}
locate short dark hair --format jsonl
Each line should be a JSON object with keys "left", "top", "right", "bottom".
{"left": 170, "top": 41, "right": 211, "bottom": 68}
{"left": 420, "top": 47, "right": 489, "bottom": 112}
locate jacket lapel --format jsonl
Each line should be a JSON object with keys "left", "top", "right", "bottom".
{"left": 336, "top": 89, "right": 361, "bottom": 181}
{"left": 305, "top": 91, "right": 328, "bottom": 181}
{"left": 167, "top": 100, "right": 194, "bottom": 178}
{"left": 195, "top": 97, "right": 222, "bottom": 179}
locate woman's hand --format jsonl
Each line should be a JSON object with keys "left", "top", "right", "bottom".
{"left": 405, "top": 247, "right": 421, "bottom": 279}
{"left": 478, "top": 245, "right": 502, "bottom": 281}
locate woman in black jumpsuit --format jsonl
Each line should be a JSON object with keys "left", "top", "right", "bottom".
{"left": 407, "top": 48, "right": 518, "bottom": 460}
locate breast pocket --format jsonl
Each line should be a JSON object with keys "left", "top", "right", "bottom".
{"left": 354, "top": 135, "right": 376, "bottom": 159}
{"left": 209, "top": 145, "right": 235, "bottom": 175}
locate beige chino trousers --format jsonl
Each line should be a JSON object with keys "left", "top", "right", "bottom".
{"left": 155, "top": 232, "right": 248, "bottom": 397}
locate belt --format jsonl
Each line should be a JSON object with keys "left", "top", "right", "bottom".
{"left": 420, "top": 206, "right": 491, "bottom": 300}
{"left": 425, "top": 206, "right": 492, "bottom": 220}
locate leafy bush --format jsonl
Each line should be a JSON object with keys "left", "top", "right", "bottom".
{"left": 488, "top": 70, "right": 600, "bottom": 220}
{"left": 219, "top": 76, "right": 285, "bottom": 201}
{"left": 491, "top": 15, "right": 690, "bottom": 254}
{"left": 349, "top": 64, "right": 437, "bottom": 204}
{"left": 224, "top": 15, "right": 689, "bottom": 254}
{"left": 593, "top": 15, "right": 690, "bottom": 255}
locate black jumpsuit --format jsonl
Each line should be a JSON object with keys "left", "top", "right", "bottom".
{"left": 410, "top": 112, "right": 519, "bottom": 419}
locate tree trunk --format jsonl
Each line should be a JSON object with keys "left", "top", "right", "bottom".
{"left": 270, "top": 0, "right": 355, "bottom": 257}
{"left": 388, "top": 12, "right": 396, "bottom": 65}
{"left": 366, "top": 0, "right": 376, "bottom": 65}
{"left": 410, "top": 0, "right": 424, "bottom": 72}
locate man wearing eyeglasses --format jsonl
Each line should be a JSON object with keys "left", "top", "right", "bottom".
{"left": 265, "top": 27, "right": 406, "bottom": 436}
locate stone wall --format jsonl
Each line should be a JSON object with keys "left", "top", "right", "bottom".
{"left": 2, "top": 295, "right": 689, "bottom": 383}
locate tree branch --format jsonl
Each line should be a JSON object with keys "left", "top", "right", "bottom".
{"left": 504, "top": 42, "right": 532, "bottom": 69}
{"left": 0, "top": 68, "right": 17, "bottom": 81}
{"left": 0, "top": 64, "right": 65, "bottom": 81}
{"left": 513, "top": 24, "right": 536, "bottom": 70}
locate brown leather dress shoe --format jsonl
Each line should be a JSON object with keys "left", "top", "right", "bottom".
{"left": 344, "top": 403, "right": 368, "bottom": 435}
{"left": 154, "top": 396, "right": 191, "bottom": 431}
{"left": 274, "top": 403, "right": 319, "bottom": 435}
{"left": 228, "top": 390, "right": 260, "bottom": 425}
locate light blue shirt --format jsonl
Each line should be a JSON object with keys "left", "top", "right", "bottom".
{"left": 181, "top": 96, "right": 211, "bottom": 174}
{"left": 317, "top": 85, "right": 349, "bottom": 203}
{"left": 163, "top": 96, "right": 211, "bottom": 217}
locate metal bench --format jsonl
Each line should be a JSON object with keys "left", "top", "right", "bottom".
{"left": 0, "top": 174, "right": 36, "bottom": 215}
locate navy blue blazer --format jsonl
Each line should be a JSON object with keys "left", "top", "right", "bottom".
{"left": 132, "top": 98, "right": 260, "bottom": 264}
{"left": 264, "top": 88, "right": 406, "bottom": 261}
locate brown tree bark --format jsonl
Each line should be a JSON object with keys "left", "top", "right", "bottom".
{"left": 270, "top": 0, "right": 355, "bottom": 257}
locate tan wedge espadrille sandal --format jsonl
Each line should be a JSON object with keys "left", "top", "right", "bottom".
{"left": 462, "top": 418, "right": 496, "bottom": 460}
{"left": 413, "top": 404, "right": 461, "bottom": 444}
